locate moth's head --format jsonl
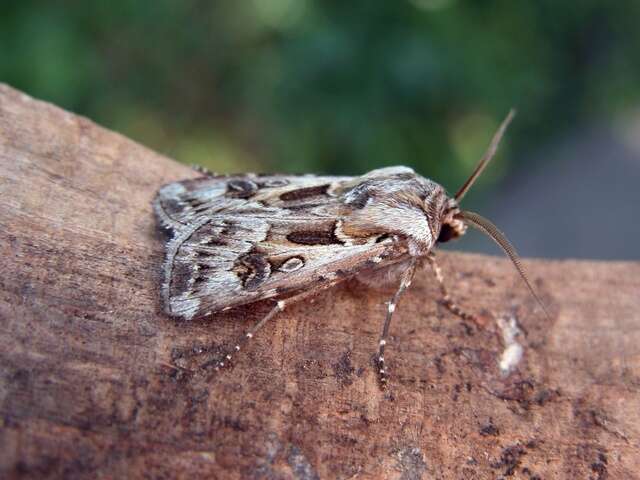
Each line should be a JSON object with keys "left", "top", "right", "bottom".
{"left": 437, "top": 198, "right": 466, "bottom": 244}
{"left": 433, "top": 110, "right": 550, "bottom": 319}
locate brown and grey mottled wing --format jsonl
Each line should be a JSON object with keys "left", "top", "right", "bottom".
{"left": 153, "top": 174, "right": 349, "bottom": 230}
{"left": 162, "top": 215, "right": 402, "bottom": 320}
{"left": 154, "top": 174, "right": 404, "bottom": 320}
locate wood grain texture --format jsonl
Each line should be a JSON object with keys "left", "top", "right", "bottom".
{"left": 1, "top": 84, "right": 639, "bottom": 479}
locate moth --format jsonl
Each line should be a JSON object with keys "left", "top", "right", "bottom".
{"left": 154, "top": 110, "right": 547, "bottom": 385}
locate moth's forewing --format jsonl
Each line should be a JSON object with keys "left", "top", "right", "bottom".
{"left": 154, "top": 174, "right": 349, "bottom": 230}
{"left": 155, "top": 174, "right": 407, "bottom": 320}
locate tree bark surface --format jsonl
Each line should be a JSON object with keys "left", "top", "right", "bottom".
{"left": 1, "top": 84, "right": 639, "bottom": 479}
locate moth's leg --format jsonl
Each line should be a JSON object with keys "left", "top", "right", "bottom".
{"left": 207, "top": 288, "right": 328, "bottom": 373}
{"left": 426, "top": 252, "right": 478, "bottom": 323}
{"left": 376, "top": 258, "right": 418, "bottom": 387}
{"left": 210, "top": 302, "right": 283, "bottom": 371}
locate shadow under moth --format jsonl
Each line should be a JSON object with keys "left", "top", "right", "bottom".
{"left": 154, "top": 110, "right": 547, "bottom": 386}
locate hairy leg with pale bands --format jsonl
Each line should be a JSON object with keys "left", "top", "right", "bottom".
{"left": 427, "top": 252, "right": 479, "bottom": 324}
{"left": 375, "top": 258, "right": 418, "bottom": 387}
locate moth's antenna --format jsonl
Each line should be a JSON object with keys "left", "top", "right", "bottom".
{"left": 454, "top": 109, "right": 516, "bottom": 202}
{"left": 459, "top": 210, "right": 550, "bottom": 320}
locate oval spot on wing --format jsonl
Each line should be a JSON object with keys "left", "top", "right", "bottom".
{"left": 260, "top": 178, "right": 289, "bottom": 188}
{"left": 235, "top": 253, "right": 271, "bottom": 290}
{"left": 278, "top": 256, "right": 305, "bottom": 272}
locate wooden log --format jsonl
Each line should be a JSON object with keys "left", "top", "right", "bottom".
{"left": 0, "top": 83, "right": 638, "bottom": 479}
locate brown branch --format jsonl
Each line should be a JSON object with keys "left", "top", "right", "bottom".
{"left": 1, "top": 83, "right": 638, "bottom": 479}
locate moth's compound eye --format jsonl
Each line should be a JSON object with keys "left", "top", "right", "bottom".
{"left": 437, "top": 224, "right": 457, "bottom": 243}
{"left": 438, "top": 218, "right": 467, "bottom": 243}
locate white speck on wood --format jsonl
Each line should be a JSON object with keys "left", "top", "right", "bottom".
{"left": 497, "top": 316, "right": 524, "bottom": 374}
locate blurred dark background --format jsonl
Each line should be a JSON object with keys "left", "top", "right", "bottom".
{"left": 2, "top": 1, "right": 639, "bottom": 259}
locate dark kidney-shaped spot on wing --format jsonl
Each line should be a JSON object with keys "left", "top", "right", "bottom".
{"left": 343, "top": 182, "right": 373, "bottom": 209}
{"left": 235, "top": 253, "right": 271, "bottom": 289}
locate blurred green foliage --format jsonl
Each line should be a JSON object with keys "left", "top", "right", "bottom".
{"left": 2, "top": 1, "right": 639, "bottom": 194}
